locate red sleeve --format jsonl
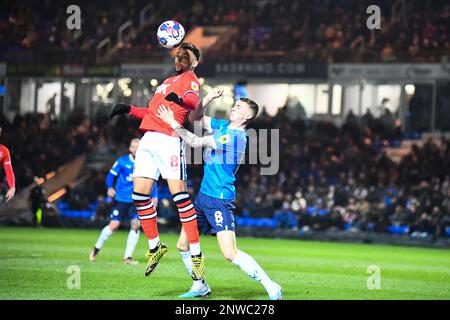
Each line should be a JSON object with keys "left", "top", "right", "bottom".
{"left": 182, "top": 92, "right": 199, "bottom": 110}
{"left": 2, "top": 147, "right": 15, "bottom": 189}
{"left": 181, "top": 75, "right": 200, "bottom": 110}
{"left": 129, "top": 105, "right": 148, "bottom": 119}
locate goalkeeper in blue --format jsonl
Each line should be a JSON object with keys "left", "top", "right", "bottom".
{"left": 89, "top": 138, "right": 158, "bottom": 264}
{"left": 157, "top": 89, "right": 282, "bottom": 300}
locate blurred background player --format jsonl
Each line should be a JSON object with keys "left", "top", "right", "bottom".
{"left": 110, "top": 43, "right": 206, "bottom": 280}
{"left": 0, "top": 127, "right": 16, "bottom": 203}
{"left": 157, "top": 93, "right": 283, "bottom": 300}
{"left": 89, "top": 138, "right": 158, "bottom": 264}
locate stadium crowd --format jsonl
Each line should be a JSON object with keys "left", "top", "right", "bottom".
{"left": 233, "top": 105, "right": 450, "bottom": 239}
{"left": 0, "top": 109, "right": 139, "bottom": 191}
{"left": 1, "top": 0, "right": 448, "bottom": 63}
{"left": 1, "top": 100, "right": 449, "bottom": 239}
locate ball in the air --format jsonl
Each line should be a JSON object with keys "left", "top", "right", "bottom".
{"left": 157, "top": 20, "right": 185, "bottom": 49}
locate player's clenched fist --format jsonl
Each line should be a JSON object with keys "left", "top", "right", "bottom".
{"left": 110, "top": 103, "right": 131, "bottom": 118}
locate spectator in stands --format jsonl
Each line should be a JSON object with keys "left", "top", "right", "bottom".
{"left": 273, "top": 199, "right": 298, "bottom": 230}
{"left": 1, "top": 0, "right": 448, "bottom": 63}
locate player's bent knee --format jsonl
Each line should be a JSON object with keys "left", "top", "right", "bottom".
{"left": 222, "top": 249, "right": 237, "bottom": 262}
{"left": 109, "top": 223, "right": 119, "bottom": 232}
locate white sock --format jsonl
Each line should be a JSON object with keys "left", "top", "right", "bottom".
{"left": 95, "top": 225, "right": 113, "bottom": 249}
{"left": 180, "top": 250, "right": 206, "bottom": 290}
{"left": 232, "top": 250, "right": 275, "bottom": 293}
{"left": 148, "top": 236, "right": 159, "bottom": 250}
{"left": 180, "top": 250, "right": 193, "bottom": 276}
{"left": 189, "top": 242, "right": 201, "bottom": 256}
{"left": 124, "top": 229, "right": 140, "bottom": 259}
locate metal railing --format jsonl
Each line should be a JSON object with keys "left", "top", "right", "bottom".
{"left": 96, "top": 37, "right": 112, "bottom": 63}
{"left": 118, "top": 20, "right": 133, "bottom": 44}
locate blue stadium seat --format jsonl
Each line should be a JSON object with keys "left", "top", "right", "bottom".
{"left": 60, "top": 210, "right": 95, "bottom": 219}
{"left": 57, "top": 202, "right": 69, "bottom": 210}
{"left": 343, "top": 223, "right": 353, "bottom": 231}
{"left": 242, "top": 209, "right": 251, "bottom": 217}
{"left": 88, "top": 202, "right": 98, "bottom": 210}
{"left": 445, "top": 227, "right": 450, "bottom": 237}
{"left": 388, "top": 225, "right": 409, "bottom": 235}
{"left": 235, "top": 217, "right": 277, "bottom": 228}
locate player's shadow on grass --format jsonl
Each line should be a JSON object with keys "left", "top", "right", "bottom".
{"left": 163, "top": 287, "right": 262, "bottom": 300}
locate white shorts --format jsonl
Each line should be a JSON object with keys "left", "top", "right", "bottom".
{"left": 133, "top": 131, "right": 187, "bottom": 181}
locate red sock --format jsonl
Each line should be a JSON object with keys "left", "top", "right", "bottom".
{"left": 173, "top": 192, "right": 199, "bottom": 244}
{"left": 133, "top": 192, "right": 158, "bottom": 240}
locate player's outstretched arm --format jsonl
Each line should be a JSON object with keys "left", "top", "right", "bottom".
{"left": 157, "top": 105, "right": 216, "bottom": 149}
{"left": 110, "top": 103, "right": 147, "bottom": 120}
{"left": 188, "top": 88, "right": 223, "bottom": 127}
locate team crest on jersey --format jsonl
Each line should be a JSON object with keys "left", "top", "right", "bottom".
{"left": 218, "top": 134, "right": 231, "bottom": 144}
{"left": 191, "top": 81, "right": 199, "bottom": 92}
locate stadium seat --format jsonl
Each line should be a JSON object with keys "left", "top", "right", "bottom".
{"left": 388, "top": 225, "right": 410, "bottom": 235}
{"left": 88, "top": 202, "right": 98, "bottom": 210}
{"left": 343, "top": 223, "right": 353, "bottom": 231}
{"left": 57, "top": 202, "right": 69, "bottom": 210}
{"left": 235, "top": 217, "right": 277, "bottom": 229}
{"left": 59, "top": 210, "right": 95, "bottom": 220}
{"left": 445, "top": 227, "right": 450, "bottom": 237}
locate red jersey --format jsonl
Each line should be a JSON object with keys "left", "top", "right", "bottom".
{"left": 0, "top": 144, "right": 15, "bottom": 189}
{"left": 130, "top": 71, "right": 200, "bottom": 136}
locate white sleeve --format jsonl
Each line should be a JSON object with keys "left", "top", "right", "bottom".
{"left": 203, "top": 116, "right": 213, "bottom": 133}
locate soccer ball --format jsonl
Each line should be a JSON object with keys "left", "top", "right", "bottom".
{"left": 157, "top": 20, "right": 185, "bottom": 49}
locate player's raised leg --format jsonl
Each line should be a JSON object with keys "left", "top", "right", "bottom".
{"left": 177, "top": 228, "right": 211, "bottom": 298}
{"left": 90, "top": 220, "right": 120, "bottom": 262}
{"left": 168, "top": 179, "right": 205, "bottom": 281}
{"left": 217, "top": 231, "right": 283, "bottom": 300}
{"left": 133, "top": 177, "right": 167, "bottom": 276}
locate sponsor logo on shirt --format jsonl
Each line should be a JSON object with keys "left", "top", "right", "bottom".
{"left": 218, "top": 134, "right": 231, "bottom": 144}
{"left": 156, "top": 83, "right": 170, "bottom": 94}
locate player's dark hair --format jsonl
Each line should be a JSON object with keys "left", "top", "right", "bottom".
{"left": 240, "top": 97, "right": 259, "bottom": 125}
{"left": 180, "top": 42, "right": 201, "bottom": 61}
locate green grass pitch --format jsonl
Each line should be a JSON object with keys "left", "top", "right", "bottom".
{"left": 0, "top": 227, "right": 449, "bottom": 300}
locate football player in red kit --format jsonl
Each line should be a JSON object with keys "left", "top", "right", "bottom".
{"left": 110, "top": 43, "right": 205, "bottom": 282}
{"left": 0, "top": 127, "right": 15, "bottom": 202}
